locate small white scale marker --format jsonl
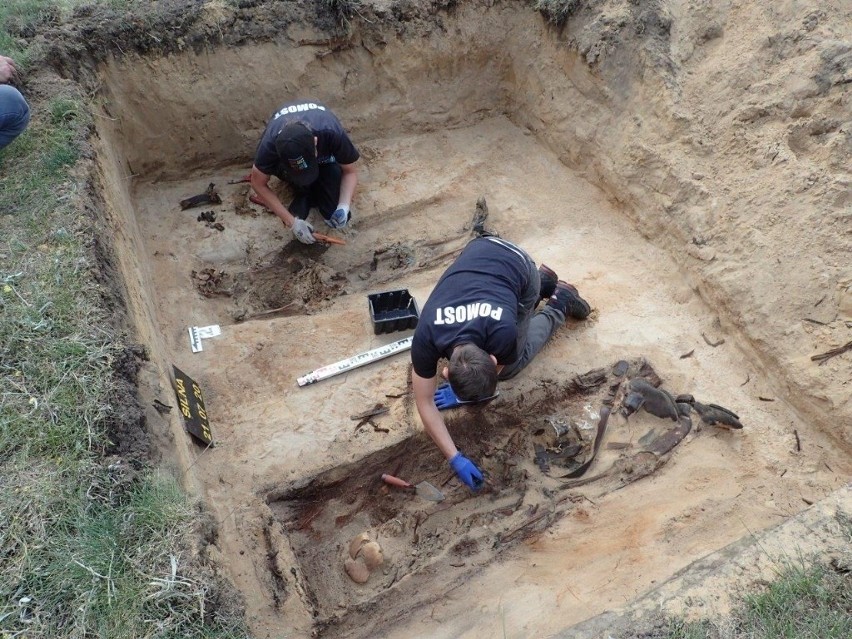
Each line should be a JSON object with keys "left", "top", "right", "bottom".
{"left": 188, "top": 325, "right": 222, "bottom": 353}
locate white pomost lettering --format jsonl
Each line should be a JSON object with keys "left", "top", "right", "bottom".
{"left": 431, "top": 302, "right": 504, "bottom": 326}
{"left": 273, "top": 103, "right": 327, "bottom": 119}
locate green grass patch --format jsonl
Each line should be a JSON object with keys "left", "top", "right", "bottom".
{"left": 0, "top": 93, "right": 104, "bottom": 462}
{"left": 1, "top": 2, "right": 247, "bottom": 636}
{"left": 1, "top": 0, "right": 136, "bottom": 63}
{"left": 658, "top": 552, "right": 852, "bottom": 639}
{"left": 0, "top": 0, "right": 59, "bottom": 63}
{"left": 733, "top": 562, "right": 852, "bottom": 638}
{"left": 1, "top": 466, "right": 246, "bottom": 637}
{"left": 663, "top": 619, "right": 715, "bottom": 639}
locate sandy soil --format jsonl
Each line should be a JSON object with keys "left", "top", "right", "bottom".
{"left": 126, "top": 116, "right": 848, "bottom": 637}
{"left": 41, "top": 0, "right": 848, "bottom": 635}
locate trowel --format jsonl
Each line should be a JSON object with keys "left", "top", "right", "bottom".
{"left": 381, "top": 473, "right": 445, "bottom": 502}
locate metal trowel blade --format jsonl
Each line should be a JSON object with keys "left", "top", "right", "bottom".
{"left": 415, "top": 481, "right": 445, "bottom": 502}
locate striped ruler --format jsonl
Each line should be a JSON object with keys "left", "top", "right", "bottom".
{"left": 297, "top": 336, "right": 413, "bottom": 387}
{"left": 188, "top": 325, "right": 221, "bottom": 353}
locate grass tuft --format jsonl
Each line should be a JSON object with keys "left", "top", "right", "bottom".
{"left": 658, "top": 558, "right": 852, "bottom": 639}
{"left": 1, "top": 2, "right": 247, "bottom": 636}
{"left": 734, "top": 562, "right": 852, "bottom": 638}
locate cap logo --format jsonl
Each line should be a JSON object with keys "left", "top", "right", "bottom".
{"left": 288, "top": 156, "right": 309, "bottom": 171}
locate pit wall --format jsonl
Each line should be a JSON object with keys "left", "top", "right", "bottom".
{"left": 488, "top": 0, "right": 851, "bottom": 447}
{"left": 90, "top": 4, "right": 525, "bottom": 493}
{"left": 91, "top": 0, "right": 851, "bottom": 486}
{"left": 90, "top": 129, "right": 205, "bottom": 488}
{"left": 94, "top": 35, "right": 512, "bottom": 180}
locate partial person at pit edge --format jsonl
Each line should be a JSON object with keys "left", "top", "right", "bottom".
{"left": 250, "top": 99, "right": 359, "bottom": 245}
{"left": 0, "top": 55, "right": 31, "bottom": 151}
{"left": 411, "top": 235, "right": 592, "bottom": 491}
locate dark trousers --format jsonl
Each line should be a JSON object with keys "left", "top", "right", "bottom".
{"left": 482, "top": 238, "right": 566, "bottom": 381}
{"left": 0, "top": 85, "right": 30, "bottom": 150}
{"left": 288, "top": 163, "right": 341, "bottom": 221}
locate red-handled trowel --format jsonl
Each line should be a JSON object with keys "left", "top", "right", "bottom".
{"left": 381, "top": 474, "right": 445, "bottom": 502}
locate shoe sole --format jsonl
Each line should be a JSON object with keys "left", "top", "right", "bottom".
{"left": 555, "top": 281, "right": 591, "bottom": 320}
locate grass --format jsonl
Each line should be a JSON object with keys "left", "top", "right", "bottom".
{"left": 663, "top": 563, "right": 852, "bottom": 638}
{"left": 659, "top": 517, "right": 852, "bottom": 639}
{"left": 0, "top": 0, "right": 136, "bottom": 62}
{"left": 733, "top": 562, "right": 851, "bottom": 638}
{"left": 1, "top": 2, "right": 247, "bottom": 637}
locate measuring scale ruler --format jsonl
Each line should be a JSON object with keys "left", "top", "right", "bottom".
{"left": 188, "top": 325, "right": 222, "bottom": 353}
{"left": 297, "top": 336, "right": 413, "bottom": 386}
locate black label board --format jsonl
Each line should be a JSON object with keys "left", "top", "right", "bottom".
{"left": 172, "top": 365, "right": 214, "bottom": 446}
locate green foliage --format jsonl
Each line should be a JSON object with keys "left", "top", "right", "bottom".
{"left": 0, "top": 95, "right": 97, "bottom": 462}
{"left": 735, "top": 563, "right": 852, "bottom": 638}
{"left": 659, "top": 560, "right": 852, "bottom": 639}
{"left": 0, "top": 0, "right": 135, "bottom": 60}
{"left": 1, "top": 3, "right": 247, "bottom": 637}
{"left": 0, "top": 0, "right": 58, "bottom": 61}
{"left": 0, "top": 467, "right": 246, "bottom": 637}
{"left": 663, "top": 618, "right": 714, "bottom": 639}
{"left": 0, "top": 0, "right": 57, "bottom": 31}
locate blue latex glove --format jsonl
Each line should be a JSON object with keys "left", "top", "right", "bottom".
{"left": 434, "top": 382, "right": 462, "bottom": 410}
{"left": 326, "top": 205, "right": 351, "bottom": 229}
{"left": 449, "top": 452, "right": 484, "bottom": 490}
{"left": 434, "top": 382, "right": 500, "bottom": 411}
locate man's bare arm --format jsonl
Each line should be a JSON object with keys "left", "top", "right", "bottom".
{"left": 338, "top": 161, "right": 358, "bottom": 209}
{"left": 412, "top": 371, "right": 458, "bottom": 460}
{"left": 250, "top": 166, "right": 295, "bottom": 227}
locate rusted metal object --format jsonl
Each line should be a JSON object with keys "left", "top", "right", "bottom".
{"left": 180, "top": 183, "right": 222, "bottom": 210}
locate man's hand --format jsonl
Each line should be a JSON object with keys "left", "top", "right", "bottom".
{"left": 0, "top": 56, "right": 19, "bottom": 84}
{"left": 292, "top": 218, "right": 316, "bottom": 244}
{"left": 434, "top": 382, "right": 500, "bottom": 410}
{"left": 326, "top": 205, "right": 351, "bottom": 229}
{"left": 449, "top": 452, "right": 483, "bottom": 490}
{"left": 434, "top": 382, "right": 462, "bottom": 410}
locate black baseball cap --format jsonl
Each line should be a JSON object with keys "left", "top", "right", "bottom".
{"left": 275, "top": 122, "right": 318, "bottom": 186}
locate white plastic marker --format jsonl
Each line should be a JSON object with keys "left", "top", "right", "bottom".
{"left": 297, "top": 336, "right": 413, "bottom": 387}
{"left": 188, "top": 325, "right": 222, "bottom": 353}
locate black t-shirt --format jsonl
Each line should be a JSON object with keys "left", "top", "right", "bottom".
{"left": 411, "top": 238, "right": 528, "bottom": 378}
{"left": 254, "top": 100, "right": 360, "bottom": 179}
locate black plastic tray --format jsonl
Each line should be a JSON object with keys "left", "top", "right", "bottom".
{"left": 368, "top": 289, "right": 420, "bottom": 334}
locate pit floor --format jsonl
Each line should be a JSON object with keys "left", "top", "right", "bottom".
{"left": 133, "top": 116, "right": 850, "bottom": 638}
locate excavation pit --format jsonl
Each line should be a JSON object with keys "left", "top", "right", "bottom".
{"left": 83, "top": 1, "right": 852, "bottom": 636}
{"left": 264, "top": 360, "right": 696, "bottom": 635}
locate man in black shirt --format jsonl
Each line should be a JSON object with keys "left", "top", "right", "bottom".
{"left": 411, "top": 237, "right": 591, "bottom": 490}
{"left": 251, "top": 100, "right": 360, "bottom": 244}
